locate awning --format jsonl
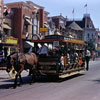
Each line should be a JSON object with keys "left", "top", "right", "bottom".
{"left": 0, "top": 43, "right": 17, "bottom": 46}
{"left": 25, "top": 19, "right": 33, "bottom": 25}
{"left": 24, "top": 41, "right": 34, "bottom": 48}
{"left": 44, "top": 24, "right": 49, "bottom": 28}
{"left": 3, "top": 24, "right": 11, "bottom": 30}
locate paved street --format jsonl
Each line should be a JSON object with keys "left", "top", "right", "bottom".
{"left": 0, "top": 59, "right": 100, "bottom": 100}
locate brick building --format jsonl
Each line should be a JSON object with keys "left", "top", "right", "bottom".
{"left": 6, "top": 1, "right": 45, "bottom": 52}
{"left": 0, "top": 0, "right": 3, "bottom": 40}
{"left": 50, "top": 14, "right": 67, "bottom": 35}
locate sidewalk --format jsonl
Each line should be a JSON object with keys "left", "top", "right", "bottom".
{"left": 0, "top": 67, "right": 6, "bottom": 70}
{"left": 90, "top": 57, "right": 100, "bottom": 61}
{"left": 0, "top": 63, "right": 6, "bottom": 70}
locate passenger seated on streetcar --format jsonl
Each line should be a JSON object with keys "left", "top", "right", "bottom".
{"left": 60, "top": 53, "right": 65, "bottom": 70}
{"left": 37, "top": 43, "right": 48, "bottom": 57}
{"left": 52, "top": 46, "right": 59, "bottom": 56}
{"left": 32, "top": 43, "right": 39, "bottom": 55}
{"left": 74, "top": 51, "right": 79, "bottom": 62}
{"left": 70, "top": 50, "right": 75, "bottom": 63}
{"left": 66, "top": 49, "right": 70, "bottom": 64}
{"left": 78, "top": 53, "right": 83, "bottom": 67}
{"left": 0, "top": 48, "right": 4, "bottom": 63}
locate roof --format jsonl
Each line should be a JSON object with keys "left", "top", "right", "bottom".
{"left": 66, "top": 16, "right": 95, "bottom": 29}
{"left": 68, "top": 21, "right": 83, "bottom": 31}
{"left": 32, "top": 35, "right": 87, "bottom": 45}
{"left": 51, "top": 15, "right": 66, "bottom": 21}
{"left": 66, "top": 19, "right": 85, "bottom": 28}
{"left": 6, "top": 1, "right": 44, "bottom": 9}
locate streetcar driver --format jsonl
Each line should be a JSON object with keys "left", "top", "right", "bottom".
{"left": 37, "top": 43, "right": 48, "bottom": 57}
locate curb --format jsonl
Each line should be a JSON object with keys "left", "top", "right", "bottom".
{"left": 0, "top": 67, "right": 6, "bottom": 70}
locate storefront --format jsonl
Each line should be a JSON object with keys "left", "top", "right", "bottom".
{"left": 0, "top": 37, "right": 18, "bottom": 55}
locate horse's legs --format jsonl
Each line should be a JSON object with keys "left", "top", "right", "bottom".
{"left": 18, "top": 64, "right": 24, "bottom": 85}
{"left": 28, "top": 68, "right": 32, "bottom": 76}
{"left": 31, "top": 73, "right": 35, "bottom": 83}
{"left": 19, "top": 74, "right": 23, "bottom": 85}
{"left": 30, "top": 66, "right": 36, "bottom": 84}
{"left": 14, "top": 74, "right": 18, "bottom": 88}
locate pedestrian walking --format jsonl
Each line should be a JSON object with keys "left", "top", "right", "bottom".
{"left": 92, "top": 51, "right": 96, "bottom": 61}
{"left": 85, "top": 48, "right": 91, "bottom": 71}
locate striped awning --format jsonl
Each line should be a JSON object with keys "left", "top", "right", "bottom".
{"left": 3, "top": 24, "right": 11, "bottom": 30}
{"left": 25, "top": 19, "right": 33, "bottom": 25}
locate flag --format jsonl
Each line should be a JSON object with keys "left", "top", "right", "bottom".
{"left": 84, "top": 4, "right": 87, "bottom": 8}
{"left": 72, "top": 8, "right": 74, "bottom": 14}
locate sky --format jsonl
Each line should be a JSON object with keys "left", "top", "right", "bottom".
{"left": 4, "top": 0, "right": 100, "bottom": 29}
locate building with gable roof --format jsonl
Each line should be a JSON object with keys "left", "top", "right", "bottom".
{"left": 66, "top": 14, "right": 96, "bottom": 41}
{"left": 66, "top": 13, "right": 96, "bottom": 50}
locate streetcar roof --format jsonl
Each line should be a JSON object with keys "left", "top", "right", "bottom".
{"left": 32, "top": 35, "right": 87, "bottom": 45}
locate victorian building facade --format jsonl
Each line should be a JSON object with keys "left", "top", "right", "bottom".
{"left": 50, "top": 14, "right": 67, "bottom": 35}
{"left": 6, "top": 1, "right": 45, "bottom": 52}
{"left": 66, "top": 14, "right": 96, "bottom": 50}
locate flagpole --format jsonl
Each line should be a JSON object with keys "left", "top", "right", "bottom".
{"left": 84, "top": 4, "right": 88, "bottom": 14}
{"left": 85, "top": 6, "right": 87, "bottom": 14}
{"left": 84, "top": 4, "right": 88, "bottom": 29}
{"left": 73, "top": 13, "right": 74, "bottom": 21}
{"left": 72, "top": 8, "right": 74, "bottom": 21}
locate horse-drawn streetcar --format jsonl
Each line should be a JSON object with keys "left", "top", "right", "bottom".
{"left": 6, "top": 35, "right": 87, "bottom": 88}
{"left": 32, "top": 35, "right": 87, "bottom": 78}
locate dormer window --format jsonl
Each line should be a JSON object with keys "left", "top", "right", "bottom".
{"left": 89, "top": 22, "right": 92, "bottom": 28}
{"left": 59, "top": 19, "right": 64, "bottom": 24}
{"left": 88, "top": 33, "right": 89, "bottom": 39}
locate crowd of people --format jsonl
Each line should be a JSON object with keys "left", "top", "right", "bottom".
{"left": 28, "top": 43, "right": 92, "bottom": 71}
{"left": 0, "top": 42, "right": 95, "bottom": 72}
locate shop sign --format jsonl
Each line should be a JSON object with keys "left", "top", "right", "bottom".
{"left": 5, "top": 37, "right": 18, "bottom": 44}
{"left": 40, "top": 28, "right": 48, "bottom": 32}
{"left": 53, "top": 41, "right": 59, "bottom": 47}
{"left": 71, "top": 38, "right": 84, "bottom": 43}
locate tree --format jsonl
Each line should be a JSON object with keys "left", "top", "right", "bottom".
{"left": 85, "top": 40, "right": 95, "bottom": 51}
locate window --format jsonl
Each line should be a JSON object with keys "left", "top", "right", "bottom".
{"left": 59, "top": 19, "right": 64, "bottom": 24}
{"left": 89, "top": 22, "right": 92, "bottom": 28}
{"left": 88, "top": 33, "right": 89, "bottom": 39}
{"left": 32, "top": 16, "right": 38, "bottom": 34}
{"left": 24, "top": 24, "right": 28, "bottom": 33}
{"left": 4, "top": 29, "right": 9, "bottom": 36}
{"left": 92, "top": 34, "right": 93, "bottom": 39}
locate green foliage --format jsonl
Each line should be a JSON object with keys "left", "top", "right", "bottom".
{"left": 85, "top": 40, "right": 95, "bottom": 51}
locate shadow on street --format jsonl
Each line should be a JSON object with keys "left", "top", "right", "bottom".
{"left": 90, "top": 78, "right": 100, "bottom": 84}
{"left": 0, "top": 73, "right": 85, "bottom": 89}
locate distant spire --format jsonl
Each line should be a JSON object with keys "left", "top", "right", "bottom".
{"left": 60, "top": 13, "right": 62, "bottom": 16}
